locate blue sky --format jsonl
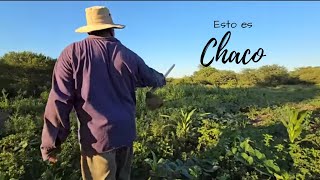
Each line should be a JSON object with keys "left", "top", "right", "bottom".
{"left": 0, "top": 2, "right": 319, "bottom": 77}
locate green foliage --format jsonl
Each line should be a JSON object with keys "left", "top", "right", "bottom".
{"left": 197, "top": 119, "right": 223, "bottom": 151}
{"left": 0, "top": 52, "right": 54, "bottom": 96}
{"left": 0, "top": 132, "right": 42, "bottom": 180}
{"left": 291, "top": 66, "right": 320, "bottom": 85}
{"left": 192, "top": 66, "right": 219, "bottom": 85}
{"left": 145, "top": 151, "right": 219, "bottom": 179}
{"left": 0, "top": 51, "right": 54, "bottom": 68}
{"left": 281, "top": 108, "right": 310, "bottom": 143}
{"left": 263, "top": 134, "right": 274, "bottom": 147}
{"left": 229, "top": 138, "right": 282, "bottom": 178}
{"left": 192, "top": 66, "right": 238, "bottom": 87}
{"left": 0, "top": 89, "right": 9, "bottom": 110}
{"left": 175, "top": 108, "right": 197, "bottom": 140}
{"left": 1, "top": 84, "right": 320, "bottom": 179}
{"left": 3, "top": 113, "right": 37, "bottom": 136}
{"left": 255, "top": 65, "right": 290, "bottom": 86}
{"left": 172, "top": 64, "right": 319, "bottom": 87}
{"left": 169, "top": 76, "right": 196, "bottom": 85}
{"left": 237, "top": 68, "right": 259, "bottom": 87}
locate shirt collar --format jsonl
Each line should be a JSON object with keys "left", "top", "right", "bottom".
{"left": 87, "top": 35, "right": 119, "bottom": 42}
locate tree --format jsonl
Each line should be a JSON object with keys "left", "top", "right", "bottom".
{"left": 238, "top": 68, "right": 259, "bottom": 87}
{"left": 291, "top": 66, "right": 320, "bottom": 84}
{"left": 0, "top": 51, "right": 55, "bottom": 96}
{"left": 0, "top": 51, "right": 54, "bottom": 68}
{"left": 208, "top": 70, "right": 237, "bottom": 87}
{"left": 193, "top": 66, "right": 219, "bottom": 85}
{"left": 255, "top": 65, "right": 289, "bottom": 86}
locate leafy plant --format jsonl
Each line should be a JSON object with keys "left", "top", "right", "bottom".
{"left": 176, "top": 108, "right": 197, "bottom": 140}
{"left": 161, "top": 108, "right": 197, "bottom": 148}
{"left": 0, "top": 89, "right": 9, "bottom": 110}
{"left": 280, "top": 108, "right": 310, "bottom": 143}
{"left": 197, "top": 119, "right": 223, "bottom": 150}
{"left": 144, "top": 152, "right": 219, "bottom": 179}
{"left": 229, "top": 138, "right": 283, "bottom": 178}
{"left": 263, "top": 134, "right": 274, "bottom": 147}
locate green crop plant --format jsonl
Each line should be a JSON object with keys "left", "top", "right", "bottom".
{"left": 280, "top": 108, "right": 310, "bottom": 143}
{"left": 161, "top": 108, "right": 197, "bottom": 141}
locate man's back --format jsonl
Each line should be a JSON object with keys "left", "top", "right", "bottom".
{"left": 73, "top": 35, "right": 138, "bottom": 155}
{"left": 41, "top": 34, "right": 165, "bottom": 160}
{"left": 40, "top": 6, "right": 166, "bottom": 179}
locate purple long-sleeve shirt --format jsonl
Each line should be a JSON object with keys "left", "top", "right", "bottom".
{"left": 40, "top": 35, "right": 166, "bottom": 160}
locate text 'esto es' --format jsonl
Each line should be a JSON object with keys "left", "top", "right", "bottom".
{"left": 200, "top": 21, "right": 266, "bottom": 67}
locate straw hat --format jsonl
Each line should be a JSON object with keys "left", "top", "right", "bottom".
{"left": 75, "top": 6, "right": 125, "bottom": 33}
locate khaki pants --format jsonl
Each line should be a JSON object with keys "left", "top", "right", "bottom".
{"left": 81, "top": 146, "right": 133, "bottom": 180}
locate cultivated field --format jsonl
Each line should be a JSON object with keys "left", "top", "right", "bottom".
{"left": 0, "top": 52, "right": 320, "bottom": 179}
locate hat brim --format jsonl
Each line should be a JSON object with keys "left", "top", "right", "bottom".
{"left": 75, "top": 23, "right": 125, "bottom": 33}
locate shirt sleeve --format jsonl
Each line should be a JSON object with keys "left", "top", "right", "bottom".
{"left": 134, "top": 54, "right": 166, "bottom": 88}
{"left": 40, "top": 46, "right": 75, "bottom": 161}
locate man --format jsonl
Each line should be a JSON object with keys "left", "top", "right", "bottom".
{"left": 40, "top": 6, "right": 166, "bottom": 180}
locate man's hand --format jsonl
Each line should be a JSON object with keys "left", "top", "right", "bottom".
{"left": 146, "top": 92, "right": 164, "bottom": 110}
{"left": 46, "top": 146, "right": 61, "bottom": 164}
{"left": 48, "top": 156, "right": 58, "bottom": 164}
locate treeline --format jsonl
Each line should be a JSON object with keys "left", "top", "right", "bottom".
{"left": 0, "top": 51, "right": 320, "bottom": 97}
{"left": 0, "top": 51, "right": 55, "bottom": 97}
{"left": 169, "top": 65, "right": 320, "bottom": 87}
